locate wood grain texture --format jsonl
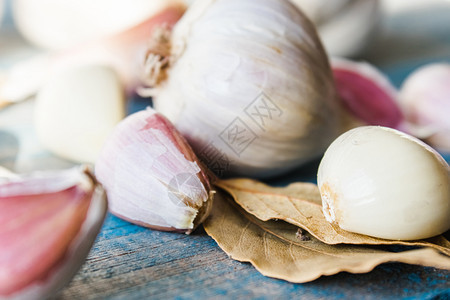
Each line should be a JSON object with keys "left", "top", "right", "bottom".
{"left": 54, "top": 214, "right": 450, "bottom": 300}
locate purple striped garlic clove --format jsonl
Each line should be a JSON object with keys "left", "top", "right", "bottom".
{"left": 95, "top": 108, "right": 214, "bottom": 234}
{"left": 0, "top": 166, "right": 107, "bottom": 299}
{"left": 331, "top": 57, "right": 404, "bottom": 132}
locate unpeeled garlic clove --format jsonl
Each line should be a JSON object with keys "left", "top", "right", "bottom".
{"left": 34, "top": 64, "right": 126, "bottom": 164}
{"left": 399, "top": 63, "right": 450, "bottom": 152}
{"left": 95, "top": 108, "right": 214, "bottom": 233}
{"left": 0, "top": 166, "right": 107, "bottom": 299}
{"left": 317, "top": 126, "right": 450, "bottom": 240}
{"left": 331, "top": 58, "right": 403, "bottom": 132}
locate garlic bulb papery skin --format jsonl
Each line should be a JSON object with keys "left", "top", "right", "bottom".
{"left": 0, "top": 166, "right": 107, "bottom": 299}
{"left": 399, "top": 63, "right": 450, "bottom": 153}
{"left": 12, "top": 0, "right": 187, "bottom": 50}
{"left": 331, "top": 57, "right": 403, "bottom": 132}
{"left": 95, "top": 108, "right": 213, "bottom": 233}
{"left": 317, "top": 126, "right": 450, "bottom": 241}
{"left": 34, "top": 64, "right": 126, "bottom": 164}
{"left": 146, "top": 0, "right": 339, "bottom": 178}
{"left": 290, "top": 0, "right": 381, "bottom": 57}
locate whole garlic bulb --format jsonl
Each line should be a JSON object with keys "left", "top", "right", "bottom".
{"left": 95, "top": 108, "right": 213, "bottom": 233}
{"left": 317, "top": 126, "right": 450, "bottom": 240}
{"left": 145, "top": 0, "right": 339, "bottom": 178}
{"left": 399, "top": 63, "right": 450, "bottom": 153}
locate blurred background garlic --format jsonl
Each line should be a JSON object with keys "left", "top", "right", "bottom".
{"left": 144, "top": 0, "right": 339, "bottom": 178}
{"left": 331, "top": 57, "right": 403, "bottom": 132}
{"left": 0, "top": 0, "right": 187, "bottom": 105}
{"left": 399, "top": 63, "right": 450, "bottom": 153}
{"left": 0, "top": 0, "right": 3, "bottom": 28}
{"left": 12, "top": 0, "right": 187, "bottom": 50}
{"left": 290, "top": 0, "right": 382, "bottom": 57}
{"left": 34, "top": 64, "right": 126, "bottom": 164}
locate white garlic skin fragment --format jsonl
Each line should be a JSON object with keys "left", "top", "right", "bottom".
{"left": 34, "top": 64, "right": 126, "bottom": 164}
{"left": 317, "top": 126, "right": 450, "bottom": 240}
{"left": 148, "top": 0, "right": 339, "bottom": 178}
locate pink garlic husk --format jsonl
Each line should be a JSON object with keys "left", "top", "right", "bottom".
{"left": 0, "top": 166, "right": 107, "bottom": 299}
{"left": 399, "top": 63, "right": 450, "bottom": 153}
{"left": 331, "top": 57, "right": 405, "bottom": 132}
{"left": 95, "top": 108, "right": 214, "bottom": 234}
{"left": 0, "top": 4, "right": 186, "bottom": 105}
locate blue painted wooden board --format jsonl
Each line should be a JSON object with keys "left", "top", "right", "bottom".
{"left": 0, "top": 1, "right": 449, "bottom": 299}
{"left": 58, "top": 214, "right": 450, "bottom": 300}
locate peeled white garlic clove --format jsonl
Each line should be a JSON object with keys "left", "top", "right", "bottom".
{"left": 95, "top": 108, "right": 214, "bottom": 233}
{"left": 144, "top": 0, "right": 339, "bottom": 178}
{"left": 0, "top": 166, "right": 107, "bottom": 299}
{"left": 34, "top": 64, "right": 126, "bottom": 164}
{"left": 317, "top": 126, "right": 450, "bottom": 240}
{"left": 399, "top": 63, "right": 450, "bottom": 152}
{"left": 290, "top": 0, "right": 382, "bottom": 57}
{"left": 331, "top": 57, "right": 403, "bottom": 131}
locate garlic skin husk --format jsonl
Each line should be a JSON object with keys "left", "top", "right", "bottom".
{"left": 95, "top": 108, "right": 213, "bottom": 233}
{"left": 0, "top": 166, "right": 107, "bottom": 299}
{"left": 290, "top": 0, "right": 381, "bottom": 57}
{"left": 146, "top": 0, "right": 339, "bottom": 178}
{"left": 331, "top": 57, "right": 403, "bottom": 132}
{"left": 34, "top": 64, "right": 126, "bottom": 164}
{"left": 399, "top": 63, "right": 450, "bottom": 153}
{"left": 12, "top": 0, "right": 187, "bottom": 50}
{"left": 317, "top": 126, "right": 450, "bottom": 241}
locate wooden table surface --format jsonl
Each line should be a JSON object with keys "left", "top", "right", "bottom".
{"left": 1, "top": 1, "right": 450, "bottom": 299}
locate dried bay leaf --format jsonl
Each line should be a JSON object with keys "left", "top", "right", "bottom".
{"left": 215, "top": 179, "right": 450, "bottom": 256}
{"left": 203, "top": 191, "right": 450, "bottom": 283}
